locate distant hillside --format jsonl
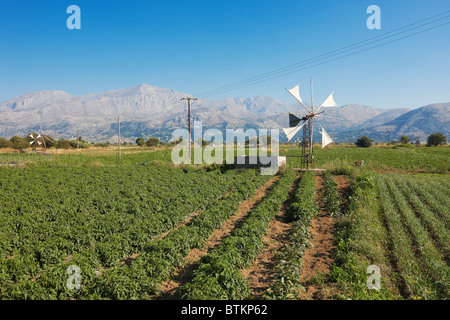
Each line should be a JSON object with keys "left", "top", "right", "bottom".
{"left": 0, "top": 84, "right": 448, "bottom": 143}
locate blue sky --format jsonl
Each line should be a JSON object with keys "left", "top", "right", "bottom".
{"left": 0, "top": 0, "right": 449, "bottom": 109}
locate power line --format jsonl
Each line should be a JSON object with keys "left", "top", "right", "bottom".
{"left": 201, "top": 20, "right": 450, "bottom": 98}
{"left": 194, "top": 10, "right": 450, "bottom": 98}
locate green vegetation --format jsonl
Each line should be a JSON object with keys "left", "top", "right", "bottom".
{"left": 355, "top": 136, "right": 373, "bottom": 148}
{"left": 0, "top": 144, "right": 448, "bottom": 300}
{"left": 179, "top": 170, "right": 296, "bottom": 299}
{"left": 329, "top": 174, "right": 399, "bottom": 299}
{"left": 0, "top": 166, "right": 261, "bottom": 299}
{"left": 283, "top": 145, "right": 449, "bottom": 173}
{"left": 266, "top": 171, "right": 318, "bottom": 299}
{"left": 427, "top": 132, "right": 447, "bottom": 147}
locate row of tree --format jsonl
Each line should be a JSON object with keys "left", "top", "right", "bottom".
{"left": 355, "top": 132, "right": 447, "bottom": 148}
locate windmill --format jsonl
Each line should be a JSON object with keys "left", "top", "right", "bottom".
{"left": 282, "top": 78, "right": 341, "bottom": 170}
{"left": 28, "top": 133, "right": 44, "bottom": 149}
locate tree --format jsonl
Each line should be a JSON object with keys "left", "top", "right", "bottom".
{"left": 427, "top": 132, "right": 447, "bottom": 147}
{"left": 55, "top": 139, "right": 71, "bottom": 149}
{"left": 136, "top": 137, "right": 145, "bottom": 146}
{"left": 0, "top": 137, "right": 12, "bottom": 148}
{"left": 10, "top": 136, "right": 29, "bottom": 149}
{"left": 146, "top": 137, "right": 159, "bottom": 147}
{"left": 355, "top": 136, "right": 373, "bottom": 148}
{"left": 399, "top": 135, "right": 412, "bottom": 144}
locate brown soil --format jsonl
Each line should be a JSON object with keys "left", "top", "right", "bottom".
{"left": 158, "top": 175, "right": 281, "bottom": 299}
{"left": 239, "top": 176, "right": 300, "bottom": 299}
{"left": 298, "top": 175, "right": 337, "bottom": 299}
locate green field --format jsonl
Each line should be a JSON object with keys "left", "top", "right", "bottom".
{"left": 0, "top": 145, "right": 448, "bottom": 300}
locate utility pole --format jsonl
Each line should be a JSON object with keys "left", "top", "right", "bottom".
{"left": 118, "top": 117, "right": 121, "bottom": 160}
{"left": 181, "top": 97, "right": 197, "bottom": 161}
{"left": 387, "top": 130, "right": 390, "bottom": 145}
{"left": 77, "top": 128, "right": 79, "bottom": 150}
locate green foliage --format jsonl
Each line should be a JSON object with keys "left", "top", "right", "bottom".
{"left": 9, "top": 136, "right": 29, "bottom": 149}
{"left": 355, "top": 136, "right": 373, "bottom": 148}
{"left": 135, "top": 137, "right": 145, "bottom": 146}
{"left": 180, "top": 170, "right": 296, "bottom": 300}
{"left": 0, "top": 166, "right": 267, "bottom": 299}
{"left": 328, "top": 174, "right": 399, "bottom": 300}
{"left": 266, "top": 171, "right": 317, "bottom": 299}
{"left": 399, "top": 135, "right": 412, "bottom": 144}
{"left": 0, "top": 137, "right": 12, "bottom": 148}
{"left": 146, "top": 137, "right": 159, "bottom": 147}
{"left": 427, "top": 132, "right": 447, "bottom": 147}
{"left": 324, "top": 173, "right": 341, "bottom": 217}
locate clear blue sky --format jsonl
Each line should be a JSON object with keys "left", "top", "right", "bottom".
{"left": 0, "top": 0, "right": 449, "bottom": 109}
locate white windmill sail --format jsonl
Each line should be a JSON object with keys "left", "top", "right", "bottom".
{"left": 316, "top": 91, "right": 337, "bottom": 113}
{"left": 320, "top": 128, "right": 333, "bottom": 148}
{"left": 286, "top": 85, "right": 302, "bottom": 104}
{"left": 283, "top": 122, "right": 306, "bottom": 142}
{"left": 286, "top": 85, "right": 310, "bottom": 112}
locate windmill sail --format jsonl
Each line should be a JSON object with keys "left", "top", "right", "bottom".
{"left": 286, "top": 85, "right": 310, "bottom": 112}
{"left": 286, "top": 85, "right": 302, "bottom": 104}
{"left": 316, "top": 91, "right": 337, "bottom": 113}
{"left": 283, "top": 122, "right": 306, "bottom": 142}
{"left": 320, "top": 128, "right": 333, "bottom": 148}
{"left": 289, "top": 113, "right": 301, "bottom": 127}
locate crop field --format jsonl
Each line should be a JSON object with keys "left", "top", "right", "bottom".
{"left": 0, "top": 145, "right": 448, "bottom": 300}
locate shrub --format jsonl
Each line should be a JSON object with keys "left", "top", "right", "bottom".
{"left": 355, "top": 136, "right": 372, "bottom": 148}
{"left": 146, "top": 137, "right": 159, "bottom": 147}
{"left": 427, "top": 132, "right": 446, "bottom": 147}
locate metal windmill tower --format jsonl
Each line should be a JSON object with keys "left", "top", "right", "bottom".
{"left": 283, "top": 78, "right": 341, "bottom": 169}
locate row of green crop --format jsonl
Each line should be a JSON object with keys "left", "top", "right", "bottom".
{"left": 329, "top": 175, "right": 398, "bottom": 299}
{"left": 324, "top": 173, "right": 341, "bottom": 217}
{"left": 265, "top": 171, "right": 318, "bottom": 299}
{"left": 179, "top": 170, "right": 297, "bottom": 300}
{"left": 391, "top": 176, "right": 449, "bottom": 260}
{"left": 1, "top": 173, "right": 271, "bottom": 299}
{"left": 0, "top": 166, "right": 258, "bottom": 298}
{"left": 377, "top": 175, "right": 449, "bottom": 299}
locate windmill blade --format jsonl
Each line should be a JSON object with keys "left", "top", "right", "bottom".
{"left": 37, "top": 134, "right": 41, "bottom": 139}
{"left": 320, "top": 127, "right": 333, "bottom": 148}
{"left": 285, "top": 84, "right": 311, "bottom": 113}
{"left": 29, "top": 141, "right": 34, "bottom": 145}
{"left": 314, "top": 118, "right": 334, "bottom": 148}
{"left": 316, "top": 115, "right": 346, "bottom": 121}
{"left": 283, "top": 121, "right": 307, "bottom": 142}
{"left": 289, "top": 113, "right": 302, "bottom": 128}
{"left": 315, "top": 91, "right": 337, "bottom": 113}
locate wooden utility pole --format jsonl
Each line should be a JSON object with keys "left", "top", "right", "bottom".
{"left": 118, "top": 117, "right": 121, "bottom": 160}
{"left": 77, "top": 128, "right": 79, "bottom": 150}
{"left": 181, "top": 97, "right": 197, "bottom": 161}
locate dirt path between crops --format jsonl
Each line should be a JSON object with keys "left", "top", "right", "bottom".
{"left": 239, "top": 175, "right": 300, "bottom": 299}
{"left": 298, "top": 175, "right": 350, "bottom": 299}
{"left": 158, "top": 175, "right": 281, "bottom": 300}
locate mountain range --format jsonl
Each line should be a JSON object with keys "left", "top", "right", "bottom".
{"left": 0, "top": 84, "right": 448, "bottom": 143}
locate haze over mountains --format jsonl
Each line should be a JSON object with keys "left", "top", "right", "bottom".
{"left": 0, "top": 84, "right": 448, "bottom": 143}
